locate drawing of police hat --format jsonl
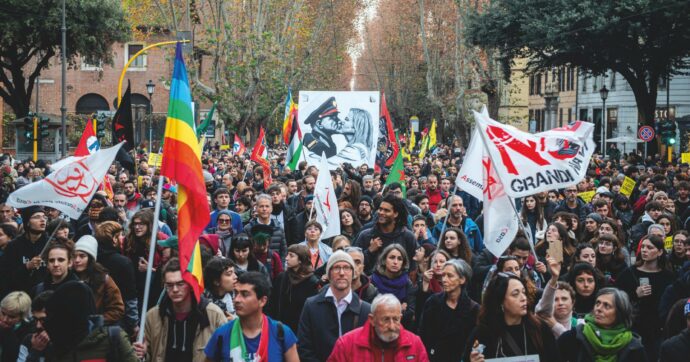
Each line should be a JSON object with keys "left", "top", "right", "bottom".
{"left": 304, "top": 97, "right": 339, "bottom": 125}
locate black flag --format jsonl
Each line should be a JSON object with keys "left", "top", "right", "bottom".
{"left": 112, "top": 81, "right": 134, "bottom": 151}
{"left": 112, "top": 81, "right": 135, "bottom": 174}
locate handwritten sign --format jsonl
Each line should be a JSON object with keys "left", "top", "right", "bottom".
{"left": 578, "top": 191, "right": 595, "bottom": 203}
{"left": 220, "top": 145, "right": 230, "bottom": 150}
{"left": 620, "top": 176, "right": 636, "bottom": 197}
{"left": 148, "top": 153, "right": 162, "bottom": 167}
{"left": 682, "top": 153, "right": 690, "bottom": 164}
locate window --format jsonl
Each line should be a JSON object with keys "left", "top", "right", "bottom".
{"left": 568, "top": 108, "right": 572, "bottom": 122}
{"left": 592, "top": 76, "right": 598, "bottom": 93}
{"left": 558, "top": 68, "right": 564, "bottom": 92}
{"left": 536, "top": 74, "right": 542, "bottom": 95}
{"left": 659, "top": 76, "right": 667, "bottom": 90}
{"left": 545, "top": 72, "right": 548, "bottom": 85}
{"left": 582, "top": 75, "right": 587, "bottom": 92}
{"left": 125, "top": 43, "right": 146, "bottom": 69}
{"left": 529, "top": 75, "right": 534, "bottom": 95}
{"left": 559, "top": 108, "right": 563, "bottom": 126}
{"left": 610, "top": 72, "right": 616, "bottom": 91}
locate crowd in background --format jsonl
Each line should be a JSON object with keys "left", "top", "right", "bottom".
{"left": 0, "top": 142, "right": 689, "bottom": 361}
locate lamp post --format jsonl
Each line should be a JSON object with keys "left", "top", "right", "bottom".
{"left": 599, "top": 85, "right": 609, "bottom": 158}
{"left": 146, "top": 80, "right": 155, "bottom": 153}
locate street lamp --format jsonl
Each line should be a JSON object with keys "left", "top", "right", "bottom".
{"left": 599, "top": 84, "right": 609, "bottom": 158}
{"left": 146, "top": 80, "right": 155, "bottom": 153}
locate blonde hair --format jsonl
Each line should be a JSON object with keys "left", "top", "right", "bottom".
{"left": 1, "top": 291, "right": 31, "bottom": 320}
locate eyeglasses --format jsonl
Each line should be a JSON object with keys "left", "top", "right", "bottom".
{"left": 90, "top": 203, "right": 104, "bottom": 208}
{"left": 30, "top": 215, "right": 47, "bottom": 220}
{"left": 218, "top": 219, "right": 231, "bottom": 224}
{"left": 164, "top": 281, "right": 188, "bottom": 291}
{"left": 565, "top": 189, "right": 577, "bottom": 193}
{"left": 132, "top": 221, "right": 146, "bottom": 227}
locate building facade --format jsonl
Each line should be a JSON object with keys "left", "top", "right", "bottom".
{"left": 498, "top": 57, "right": 529, "bottom": 131}
{"left": 527, "top": 66, "right": 578, "bottom": 133}
{"left": 576, "top": 70, "right": 690, "bottom": 155}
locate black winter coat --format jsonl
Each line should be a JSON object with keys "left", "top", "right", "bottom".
{"left": 297, "top": 287, "right": 371, "bottom": 362}
{"left": 355, "top": 225, "right": 417, "bottom": 274}
{"left": 244, "top": 219, "right": 287, "bottom": 260}
{"left": 660, "top": 329, "right": 690, "bottom": 362}
{"left": 0, "top": 232, "right": 49, "bottom": 296}
{"left": 268, "top": 272, "right": 319, "bottom": 333}
{"left": 558, "top": 324, "right": 647, "bottom": 362}
{"left": 418, "top": 290, "right": 479, "bottom": 362}
{"left": 97, "top": 244, "right": 138, "bottom": 301}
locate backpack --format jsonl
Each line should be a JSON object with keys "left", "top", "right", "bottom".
{"left": 106, "top": 325, "right": 122, "bottom": 362}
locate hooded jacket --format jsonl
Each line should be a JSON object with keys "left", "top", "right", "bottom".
{"left": 143, "top": 294, "right": 226, "bottom": 362}
{"left": 354, "top": 274, "right": 378, "bottom": 303}
{"left": 0, "top": 231, "right": 49, "bottom": 296}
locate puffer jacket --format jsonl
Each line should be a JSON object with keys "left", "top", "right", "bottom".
{"left": 327, "top": 320, "right": 429, "bottom": 362}
{"left": 143, "top": 295, "right": 226, "bottom": 362}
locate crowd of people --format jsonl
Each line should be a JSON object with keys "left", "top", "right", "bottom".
{"left": 0, "top": 142, "right": 689, "bottom": 361}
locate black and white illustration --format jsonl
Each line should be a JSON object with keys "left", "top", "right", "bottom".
{"left": 298, "top": 91, "right": 379, "bottom": 169}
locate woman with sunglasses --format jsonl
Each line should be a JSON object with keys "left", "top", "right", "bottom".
{"left": 465, "top": 273, "right": 560, "bottom": 361}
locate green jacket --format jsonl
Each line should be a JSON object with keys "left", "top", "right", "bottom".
{"left": 52, "top": 326, "right": 137, "bottom": 362}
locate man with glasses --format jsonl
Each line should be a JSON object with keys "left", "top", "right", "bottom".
{"left": 0, "top": 206, "right": 49, "bottom": 296}
{"left": 133, "top": 258, "right": 225, "bottom": 361}
{"left": 298, "top": 250, "right": 371, "bottom": 361}
{"left": 555, "top": 186, "right": 589, "bottom": 221}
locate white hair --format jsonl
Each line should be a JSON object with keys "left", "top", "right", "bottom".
{"left": 370, "top": 293, "right": 401, "bottom": 314}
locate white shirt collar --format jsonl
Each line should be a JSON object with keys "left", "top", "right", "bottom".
{"left": 325, "top": 287, "right": 352, "bottom": 304}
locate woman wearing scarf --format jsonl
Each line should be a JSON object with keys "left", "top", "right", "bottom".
{"left": 558, "top": 288, "right": 646, "bottom": 362}
{"left": 371, "top": 244, "right": 417, "bottom": 330}
{"left": 268, "top": 244, "right": 319, "bottom": 332}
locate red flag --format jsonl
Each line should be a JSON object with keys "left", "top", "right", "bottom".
{"left": 250, "top": 127, "right": 272, "bottom": 189}
{"left": 381, "top": 93, "right": 399, "bottom": 167}
{"left": 233, "top": 134, "right": 246, "bottom": 155}
{"left": 75, "top": 119, "right": 99, "bottom": 156}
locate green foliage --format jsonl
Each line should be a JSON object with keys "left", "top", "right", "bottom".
{"left": 0, "top": 0, "right": 131, "bottom": 117}
{"left": 465, "top": 0, "right": 690, "bottom": 124}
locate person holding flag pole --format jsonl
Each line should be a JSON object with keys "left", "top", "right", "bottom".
{"left": 132, "top": 42, "right": 226, "bottom": 361}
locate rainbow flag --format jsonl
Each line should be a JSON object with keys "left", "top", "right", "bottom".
{"left": 160, "top": 43, "right": 209, "bottom": 301}
{"left": 282, "top": 89, "right": 297, "bottom": 145}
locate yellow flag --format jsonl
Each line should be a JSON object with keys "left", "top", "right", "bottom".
{"left": 408, "top": 126, "right": 416, "bottom": 151}
{"left": 429, "top": 119, "right": 437, "bottom": 149}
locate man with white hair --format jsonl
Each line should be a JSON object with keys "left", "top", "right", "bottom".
{"left": 327, "top": 294, "right": 428, "bottom": 361}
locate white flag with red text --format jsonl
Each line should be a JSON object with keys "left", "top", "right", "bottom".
{"left": 314, "top": 153, "right": 341, "bottom": 239}
{"left": 456, "top": 124, "right": 519, "bottom": 257}
{"left": 7, "top": 143, "right": 124, "bottom": 219}
{"left": 473, "top": 110, "right": 595, "bottom": 198}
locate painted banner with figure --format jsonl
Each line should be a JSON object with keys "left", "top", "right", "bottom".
{"left": 473, "top": 110, "right": 595, "bottom": 198}
{"left": 298, "top": 91, "right": 379, "bottom": 170}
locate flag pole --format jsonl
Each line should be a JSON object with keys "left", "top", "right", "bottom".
{"left": 136, "top": 173, "right": 165, "bottom": 344}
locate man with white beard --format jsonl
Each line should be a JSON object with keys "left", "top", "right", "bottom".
{"left": 326, "top": 294, "right": 429, "bottom": 361}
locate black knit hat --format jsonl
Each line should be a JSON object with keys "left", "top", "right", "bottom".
{"left": 20, "top": 205, "right": 44, "bottom": 224}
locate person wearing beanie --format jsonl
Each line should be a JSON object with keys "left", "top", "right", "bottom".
{"left": 43, "top": 281, "right": 137, "bottom": 361}
{"left": 268, "top": 244, "right": 320, "bottom": 333}
{"left": 659, "top": 298, "right": 690, "bottom": 361}
{"left": 73, "top": 235, "right": 125, "bottom": 325}
{"left": 298, "top": 250, "right": 371, "bottom": 361}
{"left": 358, "top": 196, "right": 374, "bottom": 225}
{"left": 0, "top": 206, "right": 49, "bottom": 296}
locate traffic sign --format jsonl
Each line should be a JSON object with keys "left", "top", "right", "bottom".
{"left": 638, "top": 126, "right": 655, "bottom": 142}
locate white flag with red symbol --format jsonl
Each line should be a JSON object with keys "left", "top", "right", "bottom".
{"left": 314, "top": 153, "right": 341, "bottom": 239}
{"left": 473, "top": 110, "right": 595, "bottom": 198}
{"left": 456, "top": 122, "right": 519, "bottom": 257}
{"left": 7, "top": 143, "right": 124, "bottom": 219}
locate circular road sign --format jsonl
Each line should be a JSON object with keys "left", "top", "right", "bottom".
{"left": 638, "top": 126, "right": 655, "bottom": 142}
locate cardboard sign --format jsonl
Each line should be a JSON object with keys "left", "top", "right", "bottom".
{"left": 148, "top": 153, "right": 162, "bottom": 167}
{"left": 578, "top": 191, "right": 595, "bottom": 203}
{"left": 486, "top": 355, "right": 540, "bottom": 362}
{"left": 682, "top": 153, "right": 690, "bottom": 164}
{"left": 547, "top": 239, "right": 564, "bottom": 264}
{"left": 620, "top": 176, "right": 636, "bottom": 197}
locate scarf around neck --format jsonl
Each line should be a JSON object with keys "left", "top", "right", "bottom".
{"left": 229, "top": 314, "right": 270, "bottom": 362}
{"left": 582, "top": 314, "right": 633, "bottom": 362}
{"left": 371, "top": 271, "right": 409, "bottom": 301}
